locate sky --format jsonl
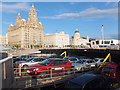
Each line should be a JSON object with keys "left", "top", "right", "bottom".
{"left": 1, "top": 2, "right": 119, "bottom": 40}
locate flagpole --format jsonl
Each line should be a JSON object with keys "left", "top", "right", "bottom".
{"left": 101, "top": 25, "right": 104, "bottom": 40}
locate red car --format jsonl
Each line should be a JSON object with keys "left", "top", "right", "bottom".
{"left": 101, "top": 63, "right": 120, "bottom": 81}
{"left": 27, "top": 58, "right": 72, "bottom": 76}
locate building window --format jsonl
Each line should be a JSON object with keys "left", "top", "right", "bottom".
{"left": 96, "top": 41, "right": 99, "bottom": 44}
{"left": 104, "top": 41, "right": 110, "bottom": 44}
{"left": 111, "top": 40, "right": 113, "bottom": 43}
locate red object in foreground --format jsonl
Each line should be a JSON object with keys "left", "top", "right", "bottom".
{"left": 27, "top": 58, "right": 72, "bottom": 75}
{"left": 101, "top": 63, "right": 120, "bottom": 81}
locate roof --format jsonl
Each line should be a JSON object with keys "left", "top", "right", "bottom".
{"left": 69, "top": 73, "right": 102, "bottom": 87}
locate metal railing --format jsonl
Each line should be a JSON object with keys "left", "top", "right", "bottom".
{"left": 13, "top": 64, "right": 96, "bottom": 89}
{"left": 13, "top": 65, "right": 85, "bottom": 88}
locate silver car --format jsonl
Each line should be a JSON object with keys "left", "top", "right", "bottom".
{"left": 63, "top": 57, "right": 79, "bottom": 63}
{"left": 72, "top": 59, "right": 96, "bottom": 71}
{"left": 14, "top": 57, "right": 46, "bottom": 68}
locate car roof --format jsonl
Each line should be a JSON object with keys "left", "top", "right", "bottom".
{"left": 69, "top": 73, "right": 103, "bottom": 86}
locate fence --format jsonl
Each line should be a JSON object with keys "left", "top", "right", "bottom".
{"left": 13, "top": 65, "right": 78, "bottom": 89}
{"left": 13, "top": 64, "right": 95, "bottom": 89}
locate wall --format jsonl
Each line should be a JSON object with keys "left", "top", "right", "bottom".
{"left": 0, "top": 56, "right": 14, "bottom": 89}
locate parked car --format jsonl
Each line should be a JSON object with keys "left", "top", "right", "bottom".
{"left": 63, "top": 57, "right": 79, "bottom": 63}
{"left": 14, "top": 57, "right": 46, "bottom": 68}
{"left": 84, "top": 59, "right": 96, "bottom": 68}
{"left": 72, "top": 60, "right": 91, "bottom": 71}
{"left": 94, "top": 58, "right": 109, "bottom": 67}
{"left": 101, "top": 63, "right": 120, "bottom": 81}
{"left": 13, "top": 55, "right": 33, "bottom": 63}
{"left": 64, "top": 73, "right": 113, "bottom": 90}
{"left": 45, "top": 55, "right": 64, "bottom": 59}
{"left": 26, "top": 58, "right": 72, "bottom": 76}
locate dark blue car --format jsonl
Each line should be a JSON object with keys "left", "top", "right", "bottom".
{"left": 64, "top": 73, "right": 113, "bottom": 90}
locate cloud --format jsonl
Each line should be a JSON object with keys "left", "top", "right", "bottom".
{"left": 40, "top": 7, "right": 118, "bottom": 19}
{"left": 0, "top": 3, "right": 31, "bottom": 13}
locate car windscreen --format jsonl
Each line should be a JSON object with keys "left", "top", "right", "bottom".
{"left": 69, "top": 57, "right": 77, "bottom": 61}
{"left": 40, "top": 59, "right": 53, "bottom": 65}
{"left": 76, "top": 60, "right": 84, "bottom": 64}
{"left": 26, "top": 58, "right": 34, "bottom": 62}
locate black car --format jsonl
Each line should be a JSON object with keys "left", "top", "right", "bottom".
{"left": 13, "top": 55, "right": 33, "bottom": 63}
{"left": 64, "top": 73, "right": 113, "bottom": 90}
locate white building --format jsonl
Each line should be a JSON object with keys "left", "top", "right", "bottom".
{"left": 91, "top": 39, "right": 120, "bottom": 49}
{"left": 44, "top": 32, "right": 70, "bottom": 49}
{"left": 70, "top": 29, "right": 90, "bottom": 48}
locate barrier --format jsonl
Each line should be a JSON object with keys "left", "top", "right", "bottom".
{"left": 0, "top": 56, "right": 14, "bottom": 89}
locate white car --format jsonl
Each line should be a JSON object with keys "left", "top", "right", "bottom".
{"left": 14, "top": 57, "right": 46, "bottom": 68}
{"left": 94, "top": 58, "right": 109, "bottom": 67}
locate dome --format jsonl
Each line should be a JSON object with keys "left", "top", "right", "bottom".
{"left": 74, "top": 29, "right": 79, "bottom": 33}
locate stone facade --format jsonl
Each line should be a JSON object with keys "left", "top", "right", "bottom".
{"left": 70, "top": 29, "right": 90, "bottom": 48}
{"left": 7, "top": 5, "right": 44, "bottom": 49}
{"left": 44, "top": 32, "right": 70, "bottom": 49}
{"left": 0, "top": 34, "right": 8, "bottom": 44}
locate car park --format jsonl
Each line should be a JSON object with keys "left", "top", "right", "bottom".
{"left": 64, "top": 73, "right": 113, "bottom": 90}
{"left": 63, "top": 57, "right": 79, "bottom": 63}
{"left": 14, "top": 57, "right": 46, "bottom": 68}
{"left": 26, "top": 58, "right": 72, "bottom": 76}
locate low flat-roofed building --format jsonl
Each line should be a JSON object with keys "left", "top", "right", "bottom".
{"left": 44, "top": 32, "right": 70, "bottom": 49}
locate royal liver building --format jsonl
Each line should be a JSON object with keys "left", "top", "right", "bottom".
{"left": 8, "top": 5, "right": 44, "bottom": 49}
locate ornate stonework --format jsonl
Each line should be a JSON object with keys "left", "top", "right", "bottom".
{"left": 8, "top": 5, "right": 44, "bottom": 49}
